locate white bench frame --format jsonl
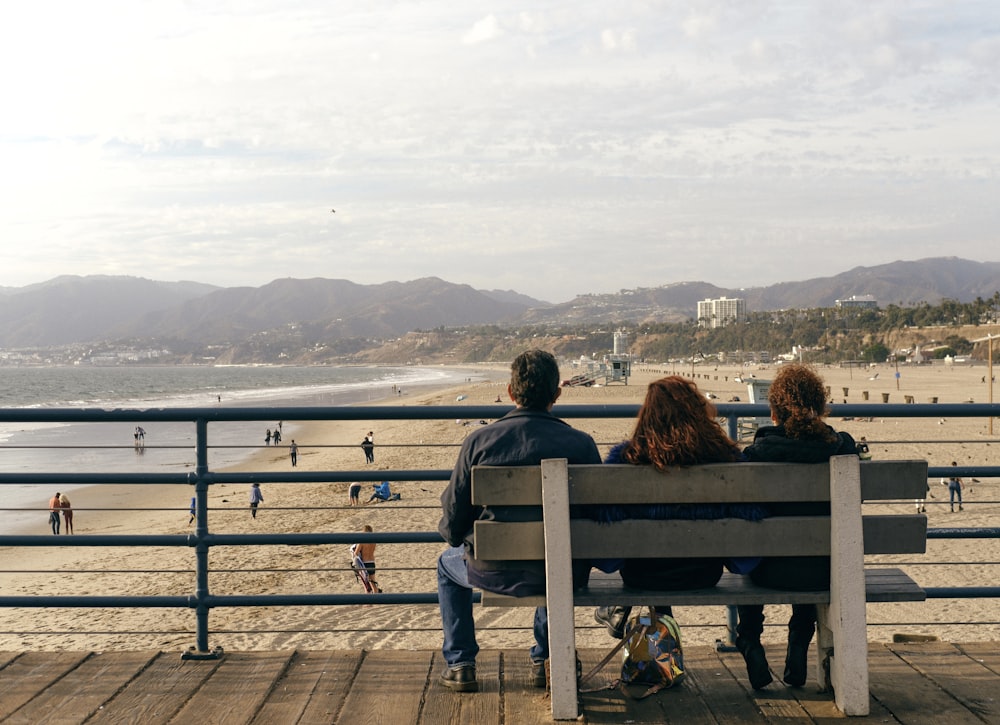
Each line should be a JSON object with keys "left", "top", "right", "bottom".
{"left": 472, "top": 456, "right": 928, "bottom": 719}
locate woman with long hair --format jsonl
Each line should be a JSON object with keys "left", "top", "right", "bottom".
{"left": 736, "top": 363, "right": 859, "bottom": 690}
{"left": 591, "top": 375, "right": 765, "bottom": 635}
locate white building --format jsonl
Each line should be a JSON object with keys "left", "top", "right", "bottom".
{"left": 697, "top": 296, "right": 746, "bottom": 328}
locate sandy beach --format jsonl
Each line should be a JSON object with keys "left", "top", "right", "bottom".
{"left": 2, "top": 359, "right": 998, "bottom": 654}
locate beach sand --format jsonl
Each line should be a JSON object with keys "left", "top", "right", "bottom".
{"left": 1, "top": 360, "right": 998, "bottom": 654}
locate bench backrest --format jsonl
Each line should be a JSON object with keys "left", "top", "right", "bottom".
{"left": 471, "top": 458, "right": 928, "bottom": 563}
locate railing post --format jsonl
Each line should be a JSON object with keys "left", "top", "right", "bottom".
{"left": 183, "top": 417, "right": 222, "bottom": 660}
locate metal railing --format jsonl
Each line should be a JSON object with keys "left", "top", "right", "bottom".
{"left": 1, "top": 402, "right": 999, "bottom": 655}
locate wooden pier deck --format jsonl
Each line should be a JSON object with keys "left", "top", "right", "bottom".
{"left": 1, "top": 642, "right": 998, "bottom": 723}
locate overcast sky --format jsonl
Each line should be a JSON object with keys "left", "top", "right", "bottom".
{"left": 1, "top": 1, "right": 998, "bottom": 304}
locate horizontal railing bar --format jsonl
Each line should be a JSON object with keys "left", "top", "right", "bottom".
{"left": 1, "top": 402, "right": 998, "bottom": 424}
{"left": 0, "top": 532, "right": 443, "bottom": 547}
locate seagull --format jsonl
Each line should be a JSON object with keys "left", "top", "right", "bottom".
{"left": 330, "top": 209, "right": 336, "bottom": 213}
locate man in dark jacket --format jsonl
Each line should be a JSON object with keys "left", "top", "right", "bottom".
{"left": 437, "top": 350, "right": 601, "bottom": 692}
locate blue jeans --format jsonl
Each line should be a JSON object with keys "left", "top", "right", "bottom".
{"left": 437, "top": 545, "right": 549, "bottom": 667}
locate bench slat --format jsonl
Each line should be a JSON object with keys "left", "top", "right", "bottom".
{"left": 473, "top": 514, "right": 927, "bottom": 560}
{"left": 471, "top": 460, "right": 930, "bottom": 506}
{"left": 479, "top": 567, "right": 926, "bottom": 608}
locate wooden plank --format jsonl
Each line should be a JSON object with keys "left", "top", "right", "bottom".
{"left": 480, "top": 568, "right": 924, "bottom": 608}
{"left": 475, "top": 516, "right": 924, "bottom": 561}
{"left": 827, "top": 454, "right": 869, "bottom": 715}
{"left": 500, "top": 650, "right": 555, "bottom": 725}
{"left": 540, "top": 457, "right": 578, "bottom": 720}
{"left": 888, "top": 641, "right": 1000, "bottom": 724}
{"left": 251, "top": 650, "right": 361, "bottom": 725}
{"left": 337, "top": 650, "right": 429, "bottom": 724}
{"left": 714, "top": 644, "right": 817, "bottom": 721}
{"left": 0, "top": 651, "right": 90, "bottom": 721}
{"left": 0, "top": 652, "right": 20, "bottom": 669}
{"left": 4, "top": 650, "right": 157, "bottom": 725}
{"left": 420, "top": 651, "right": 501, "bottom": 725}
{"left": 669, "top": 646, "right": 761, "bottom": 724}
{"left": 866, "top": 643, "right": 984, "bottom": 724}
{"left": 169, "top": 651, "right": 293, "bottom": 724}
{"left": 473, "top": 460, "right": 928, "bottom": 506}
{"left": 956, "top": 642, "right": 1000, "bottom": 676}
{"left": 862, "top": 514, "right": 927, "bottom": 554}
{"left": 860, "top": 459, "right": 929, "bottom": 500}
{"left": 86, "top": 652, "right": 221, "bottom": 724}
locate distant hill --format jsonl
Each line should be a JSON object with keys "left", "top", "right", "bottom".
{"left": 525, "top": 257, "right": 1000, "bottom": 325}
{"left": 0, "top": 258, "right": 998, "bottom": 349}
{"left": 0, "top": 276, "right": 219, "bottom": 347}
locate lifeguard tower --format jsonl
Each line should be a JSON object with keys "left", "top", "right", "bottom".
{"left": 739, "top": 378, "right": 772, "bottom": 440}
{"left": 603, "top": 330, "right": 631, "bottom": 384}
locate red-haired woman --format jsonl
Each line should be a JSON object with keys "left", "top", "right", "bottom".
{"left": 737, "top": 363, "right": 859, "bottom": 690}
{"left": 590, "top": 376, "right": 766, "bottom": 636}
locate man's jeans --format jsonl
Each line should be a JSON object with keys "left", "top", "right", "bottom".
{"left": 437, "top": 545, "right": 549, "bottom": 667}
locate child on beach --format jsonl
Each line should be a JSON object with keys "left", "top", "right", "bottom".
{"left": 249, "top": 483, "right": 264, "bottom": 518}
{"left": 942, "top": 461, "right": 964, "bottom": 512}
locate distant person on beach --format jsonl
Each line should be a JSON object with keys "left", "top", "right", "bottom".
{"left": 942, "top": 461, "right": 963, "bottom": 512}
{"left": 265, "top": 429, "right": 272, "bottom": 446}
{"left": 436, "top": 349, "right": 601, "bottom": 693}
{"left": 272, "top": 428, "right": 281, "bottom": 445}
{"left": 48, "top": 492, "right": 62, "bottom": 535}
{"left": 362, "top": 431, "right": 375, "bottom": 463}
{"left": 289, "top": 440, "right": 298, "bottom": 466}
{"left": 349, "top": 483, "right": 362, "bottom": 506}
{"left": 188, "top": 497, "right": 197, "bottom": 525}
{"left": 249, "top": 483, "right": 264, "bottom": 518}
{"left": 350, "top": 524, "right": 381, "bottom": 593}
{"left": 59, "top": 493, "right": 74, "bottom": 534}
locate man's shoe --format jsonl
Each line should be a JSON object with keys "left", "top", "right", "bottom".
{"left": 439, "top": 664, "right": 479, "bottom": 692}
{"left": 594, "top": 606, "right": 631, "bottom": 639}
{"left": 530, "top": 659, "right": 546, "bottom": 688}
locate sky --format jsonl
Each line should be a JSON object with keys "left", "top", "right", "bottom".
{"left": 1, "top": 1, "right": 999, "bottom": 304}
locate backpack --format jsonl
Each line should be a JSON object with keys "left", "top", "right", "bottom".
{"left": 581, "top": 606, "right": 685, "bottom": 698}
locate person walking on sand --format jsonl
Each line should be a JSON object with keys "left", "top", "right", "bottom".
{"left": 349, "top": 482, "right": 362, "bottom": 506}
{"left": 249, "top": 483, "right": 264, "bottom": 519}
{"left": 48, "top": 492, "right": 62, "bottom": 534}
{"left": 289, "top": 440, "right": 298, "bottom": 467}
{"left": 265, "top": 428, "right": 271, "bottom": 446}
{"left": 362, "top": 431, "right": 375, "bottom": 464}
{"left": 350, "top": 524, "right": 381, "bottom": 593}
{"left": 942, "top": 461, "right": 963, "bottom": 512}
{"left": 59, "top": 493, "right": 74, "bottom": 534}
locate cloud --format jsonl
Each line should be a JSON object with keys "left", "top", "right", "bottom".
{"left": 462, "top": 14, "right": 502, "bottom": 45}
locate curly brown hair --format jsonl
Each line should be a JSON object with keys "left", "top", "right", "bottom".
{"left": 768, "top": 363, "right": 836, "bottom": 442}
{"left": 619, "top": 376, "right": 741, "bottom": 470}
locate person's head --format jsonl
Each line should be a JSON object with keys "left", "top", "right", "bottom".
{"left": 768, "top": 363, "right": 835, "bottom": 441}
{"left": 619, "top": 376, "right": 740, "bottom": 470}
{"left": 59, "top": 494, "right": 69, "bottom": 504}
{"left": 54, "top": 492, "right": 60, "bottom": 498}
{"left": 951, "top": 461, "right": 958, "bottom": 467}
{"left": 508, "top": 349, "right": 561, "bottom": 410}
{"left": 252, "top": 483, "right": 259, "bottom": 488}
{"left": 363, "top": 524, "right": 373, "bottom": 533}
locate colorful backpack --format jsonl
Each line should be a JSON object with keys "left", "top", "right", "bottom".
{"left": 581, "top": 606, "right": 685, "bottom": 698}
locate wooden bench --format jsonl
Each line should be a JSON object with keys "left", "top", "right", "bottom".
{"left": 471, "top": 456, "right": 928, "bottom": 719}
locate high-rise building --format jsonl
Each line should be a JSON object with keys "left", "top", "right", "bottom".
{"left": 697, "top": 296, "right": 746, "bottom": 328}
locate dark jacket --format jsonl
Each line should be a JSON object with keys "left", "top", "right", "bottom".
{"left": 742, "top": 423, "right": 859, "bottom": 590}
{"left": 588, "top": 442, "right": 767, "bottom": 585}
{"left": 438, "top": 407, "right": 601, "bottom": 595}
{"left": 743, "top": 424, "right": 858, "bottom": 516}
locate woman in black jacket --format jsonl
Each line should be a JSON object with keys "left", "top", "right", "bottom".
{"left": 737, "top": 364, "right": 858, "bottom": 690}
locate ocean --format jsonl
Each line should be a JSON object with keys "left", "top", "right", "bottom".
{"left": 0, "top": 364, "right": 482, "bottom": 530}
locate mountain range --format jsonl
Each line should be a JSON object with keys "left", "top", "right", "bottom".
{"left": 1, "top": 257, "right": 999, "bottom": 349}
